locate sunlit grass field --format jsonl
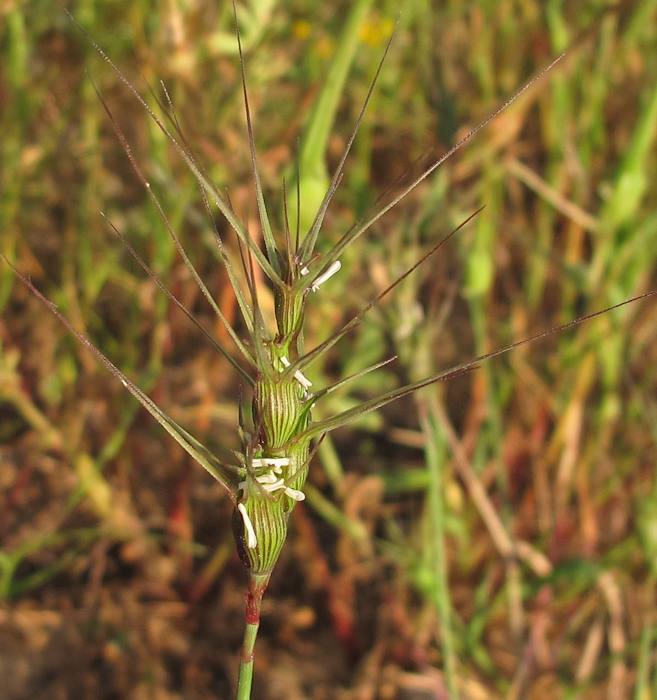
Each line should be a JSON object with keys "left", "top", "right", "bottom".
{"left": 2, "top": 1, "right": 657, "bottom": 698}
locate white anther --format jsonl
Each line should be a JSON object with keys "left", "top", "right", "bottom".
{"left": 251, "top": 457, "right": 291, "bottom": 468}
{"left": 311, "top": 261, "right": 341, "bottom": 291}
{"left": 261, "top": 478, "right": 305, "bottom": 501}
{"left": 238, "top": 473, "right": 280, "bottom": 492}
{"left": 300, "top": 266, "right": 310, "bottom": 276}
{"left": 256, "top": 473, "right": 279, "bottom": 485}
{"left": 121, "top": 379, "right": 128, "bottom": 387}
{"left": 241, "top": 476, "right": 305, "bottom": 502}
{"left": 294, "top": 370, "right": 312, "bottom": 389}
{"left": 284, "top": 486, "right": 305, "bottom": 501}
{"left": 237, "top": 503, "right": 257, "bottom": 548}
{"left": 279, "top": 356, "right": 312, "bottom": 389}
{"left": 261, "top": 478, "right": 286, "bottom": 493}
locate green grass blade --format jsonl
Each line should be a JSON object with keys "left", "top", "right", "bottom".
{"left": 298, "top": 7, "right": 394, "bottom": 263}
{"left": 421, "top": 407, "right": 459, "bottom": 700}
{"left": 292, "top": 0, "right": 375, "bottom": 239}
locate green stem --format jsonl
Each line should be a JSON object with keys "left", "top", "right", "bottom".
{"left": 420, "top": 399, "right": 460, "bottom": 700}
{"left": 236, "top": 574, "right": 269, "bottom": 700}
{"left": 236, "top": 620, "right": 259, "bottom": 699}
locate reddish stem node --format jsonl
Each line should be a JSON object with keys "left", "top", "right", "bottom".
{"left": 244, "top": 575, "right": 269, "bottom": 625}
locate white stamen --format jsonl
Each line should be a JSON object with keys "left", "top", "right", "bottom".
{"left": 260, "top": 478, "right": 305, "bottom": 501}
{"left": 293, "top": 370, "right": 312, "bottom": 389}
{"left": 279, "top": 356, "right": 312, "bottom": 389}
{"left": 238, "top": 452, "right": 304, "bottom": 503}
{"left": 311, "top": 261, "right": 341, "bottom": 291}
{"left": 241, "top": 476, "right": 305, "bottom": 502}
{"left": 121, "top": 379, "right": 128, "bottom": 387}
{"left": 300, "top": 266, "right": 310, "bottom": 276}
{"left": 239, "top": 473, "right": 282, "bottom": 491}
{"left": 262, "top": 478, "right": 286, "bottom": 493}
{"left": 251, "top": 457, "right": 291, "bottom": 468}
{"left": 284, "top": 486, "right": 305, "bottom": 501}
{"left": 257, "top": 473, "right": 279, "bottom": 485}
{"left": 237, "top": 503, "right": 257, "bottom": 548}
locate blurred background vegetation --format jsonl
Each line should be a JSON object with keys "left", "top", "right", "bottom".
{"left": 2, "top": 1, "right": 657, "bottom": 698}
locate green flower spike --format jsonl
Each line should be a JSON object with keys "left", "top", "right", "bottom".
{"left": 4, "top": 9, "right": 657, "bottom": 700}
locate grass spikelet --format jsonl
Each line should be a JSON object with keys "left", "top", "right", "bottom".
{"left": 2, "top": 4, "right": 657, "bottom": 699}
